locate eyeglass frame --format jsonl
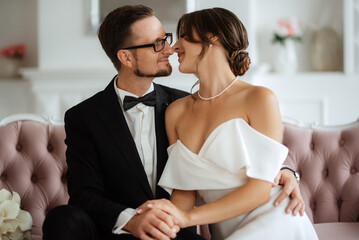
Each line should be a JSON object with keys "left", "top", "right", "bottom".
{"left": 121, "top": 33, "right": 173, "bottom": 52}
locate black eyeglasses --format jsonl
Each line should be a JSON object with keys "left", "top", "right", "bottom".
{"left": 122, "top": 33, "right": 173, "bottom": 52}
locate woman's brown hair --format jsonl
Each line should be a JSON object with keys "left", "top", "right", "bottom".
{"left": 177, "top": 7, "right": 250, "bottom": 76}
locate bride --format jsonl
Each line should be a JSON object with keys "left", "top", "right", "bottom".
{"left": 138, "top": 7, "right": 318, "bottom": 240}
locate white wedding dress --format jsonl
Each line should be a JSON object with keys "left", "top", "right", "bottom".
{"left": 158, "top": 118, "right": 318, "bottom": 240}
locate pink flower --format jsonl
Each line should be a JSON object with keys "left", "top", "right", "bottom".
{"left": 277, "top": 20, "right": 294, "bottom": 37}
{"left": 272, "top": 18, "right": 302, "bottom": 45}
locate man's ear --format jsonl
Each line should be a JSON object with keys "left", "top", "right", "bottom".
{"left": 117, "top": 49, "right": 134, "bottom": 68}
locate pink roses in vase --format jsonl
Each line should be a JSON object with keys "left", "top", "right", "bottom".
{"left": 272, "top": 18, "right": 302, "bottom": 73}
{"left": 1, "top": 44, "right": 26, "bottom": 60}
{"left": 0, "top": 44, "right": 26, "bottom": 78}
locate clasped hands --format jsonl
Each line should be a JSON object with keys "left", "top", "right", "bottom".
{"left": 123, "top": 199, "right": 182, "bottom": 240}
{"left": 125, "top": 169, "right": 304, "bottom": 240}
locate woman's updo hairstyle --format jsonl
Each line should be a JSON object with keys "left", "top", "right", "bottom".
{"left": 176, "top": 7, "right": 250, "bottom": 76}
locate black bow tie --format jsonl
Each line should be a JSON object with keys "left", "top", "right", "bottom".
{"left": 123, "top": 90, "right": 156, "bottom": 111}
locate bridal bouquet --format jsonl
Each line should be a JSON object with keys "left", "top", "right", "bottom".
{"left": 272, "top": 18, "right": 302, "bottom": 46}
{"left": 0, "top": 189, "right": 32, "bottom": 240}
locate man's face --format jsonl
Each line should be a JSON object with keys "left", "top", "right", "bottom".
{"left": 129, "top": 16, "right": 173, "bottom": 78}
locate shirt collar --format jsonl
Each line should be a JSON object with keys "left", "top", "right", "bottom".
{"left": 114, "top": 76, "right": 155, "bottom": 109}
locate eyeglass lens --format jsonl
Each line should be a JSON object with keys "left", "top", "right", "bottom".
{"left": 155, "top": 34, "right": 173, "bottom": 52}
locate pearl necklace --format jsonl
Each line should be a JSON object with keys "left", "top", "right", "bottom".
{"left": 198, "top": 76, "right": 239, "bottom": 101}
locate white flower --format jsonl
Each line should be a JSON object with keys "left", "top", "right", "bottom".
{"left": 0, "top": 189, "right": 32, "bottom": 240}
{"left": 17, "top": 211, "right": 32, "bottom": 232}
{"left": 0, "top": 189, "right": 12, "bottom": 203}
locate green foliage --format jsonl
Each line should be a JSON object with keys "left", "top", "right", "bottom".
{"left": 272, "top": 33, "right": 302, "bottom": 46}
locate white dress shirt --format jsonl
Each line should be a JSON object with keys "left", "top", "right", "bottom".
{"left": 112, "top": 78, "right": 157, "bottom": 234}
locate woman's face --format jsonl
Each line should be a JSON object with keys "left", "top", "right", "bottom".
{"left": 172, "top": 30, "right": 203, "bottom": 74}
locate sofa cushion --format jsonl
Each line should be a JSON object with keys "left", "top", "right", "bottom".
{"left": 314, "top": 222, "right": 359, "bottom": 240}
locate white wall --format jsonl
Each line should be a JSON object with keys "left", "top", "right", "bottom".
{"left": 0, "top": 0, "right": 38, "bottom": 67}
{"left": 251, "top": 73, "right": 359, "bottom": 125}
{"left": 37, "top": 0, "right": 109, "bottom": 69}
{"left": 0, "top": 0, "right": 358, "bottom": 126}
{"left": 37, "top": 0, "right": 255, "bottom": 69}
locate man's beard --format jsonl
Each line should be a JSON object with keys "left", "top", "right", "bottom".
{"left": 133, "top": 63, "right": 172, "bottom": 78}
{"left": 132, "top": 53, "right": 172, "bottom": 78}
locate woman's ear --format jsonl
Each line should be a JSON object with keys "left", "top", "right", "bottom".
{"left": 117, "top": 49, "right": 133, "bottom": 68}
{"left": 208, "top": 34, "right": 219, "bottom": 44}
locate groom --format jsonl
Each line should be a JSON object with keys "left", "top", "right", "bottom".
{"left": 43, "top": 5, "right": 303, "bottom": 240}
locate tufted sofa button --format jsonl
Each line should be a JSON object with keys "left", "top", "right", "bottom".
{"left": 16, "top": 143, "right": 22, "bottom": 151}
{"left": 324, "top": 169, "right": 329, "bottom": 177}
{"left": 350, "top": 168, "right": 356, "bottom": 174}
{"left": 47, "top": 144, "right": 54, "bottom": 152}
{"left": 339, "top": 139, "right": 345, "bottom": 147}
{"left": 31, "top": 174, "right": 38, "bottom": 183}
{"left": 337, "top": 199, "right": 342, "bottom": 208}
{"left": 61, "top": 174, "right": 67, "bottom": 183}
{"left": 310, "top": 142, "right": 315, "bottom": 150}
{"left": 0, "top": 173, "right": 7, "bottom": 181}
{"left": 310, "top": 201, "right": 316, "bottom": 211}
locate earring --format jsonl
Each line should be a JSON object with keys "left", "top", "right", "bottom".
{"left": 209, "top": 44, "right": 213, "bottom": 47}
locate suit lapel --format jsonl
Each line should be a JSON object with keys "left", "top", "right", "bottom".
{"left": 154, "top": 84, "right": 173, "bottom": 199}
{"left": 96, "top": 77, "right": 154, "bottom": 199}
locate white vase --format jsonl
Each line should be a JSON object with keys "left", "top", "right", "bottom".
{"left": 274, "top": 40, "right": 298, "bottom": 73}
{"left": 0, "top": 57, "right": 21, "bottom": 78}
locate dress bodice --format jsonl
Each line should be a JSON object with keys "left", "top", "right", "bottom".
{"left": 158, "top": 118, "right": 288, "bottom": 194}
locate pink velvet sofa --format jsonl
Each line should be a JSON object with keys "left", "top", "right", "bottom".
{"left": 0, "top": 114, "right": 358, "bottom": 240}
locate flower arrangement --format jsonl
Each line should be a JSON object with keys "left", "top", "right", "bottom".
{"left": 272, "top": 18, "right": 302, "bottom": 46}
{"left": 0, "top": 44, "right": 26, "bottom": 60}
{"left": 0, "top": 189, "right": 32, "bottom": 240}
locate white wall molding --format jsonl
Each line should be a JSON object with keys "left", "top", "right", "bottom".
{"left": 0, "top": 68, "right": 358, "bottom": 125}
{"left": 18, "top": 67, "right": 198, "bottom": 119}
{"left": 279, "top": 96, "right": 328, "bottom": 125}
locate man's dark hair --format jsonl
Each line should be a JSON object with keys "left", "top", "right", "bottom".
{"left": 98, "top": 5, "right": 154, "bottom": 71}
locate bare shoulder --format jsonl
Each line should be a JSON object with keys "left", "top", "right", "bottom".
{"left": 244, "top": 85, "right": 278, "bottom": 110}
{"left": 246, "top": 85, "right": 276, "bottom": 99}
{"left": 165, "top": 95, "right": 193, "bottom": 121}
{"left": 242, "top": 85, "right": 282, "bottom": 141}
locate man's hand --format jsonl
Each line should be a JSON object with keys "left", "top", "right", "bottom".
{"left": 136, "top": 199, "right": 191, "bottom": 228}
{"left": 124, "top": 207, "right": 179, "bottom": 240}
{"left": 272, "top": 169, "right": 305, "bottom": 216}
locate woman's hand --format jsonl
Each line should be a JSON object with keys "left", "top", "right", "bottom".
{"left": 136, "top": 199, "right": 192, "bottom": 228}
{"left": 272, "top": 169, "right": 305, "bottom": 216}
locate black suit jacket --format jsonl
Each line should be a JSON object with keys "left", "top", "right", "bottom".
{"left": 64, "top": 76, "right": 188, "bottom": 235}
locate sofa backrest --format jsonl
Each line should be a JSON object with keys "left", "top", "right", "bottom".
{"left": 0, "top": 116, "right": 69, "bottom": 239}
{"left": 282, "top": 121, "right": 359, "bottom": 224}
{"left": 1, "top": 116, "right": 358, "bottom": 239}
